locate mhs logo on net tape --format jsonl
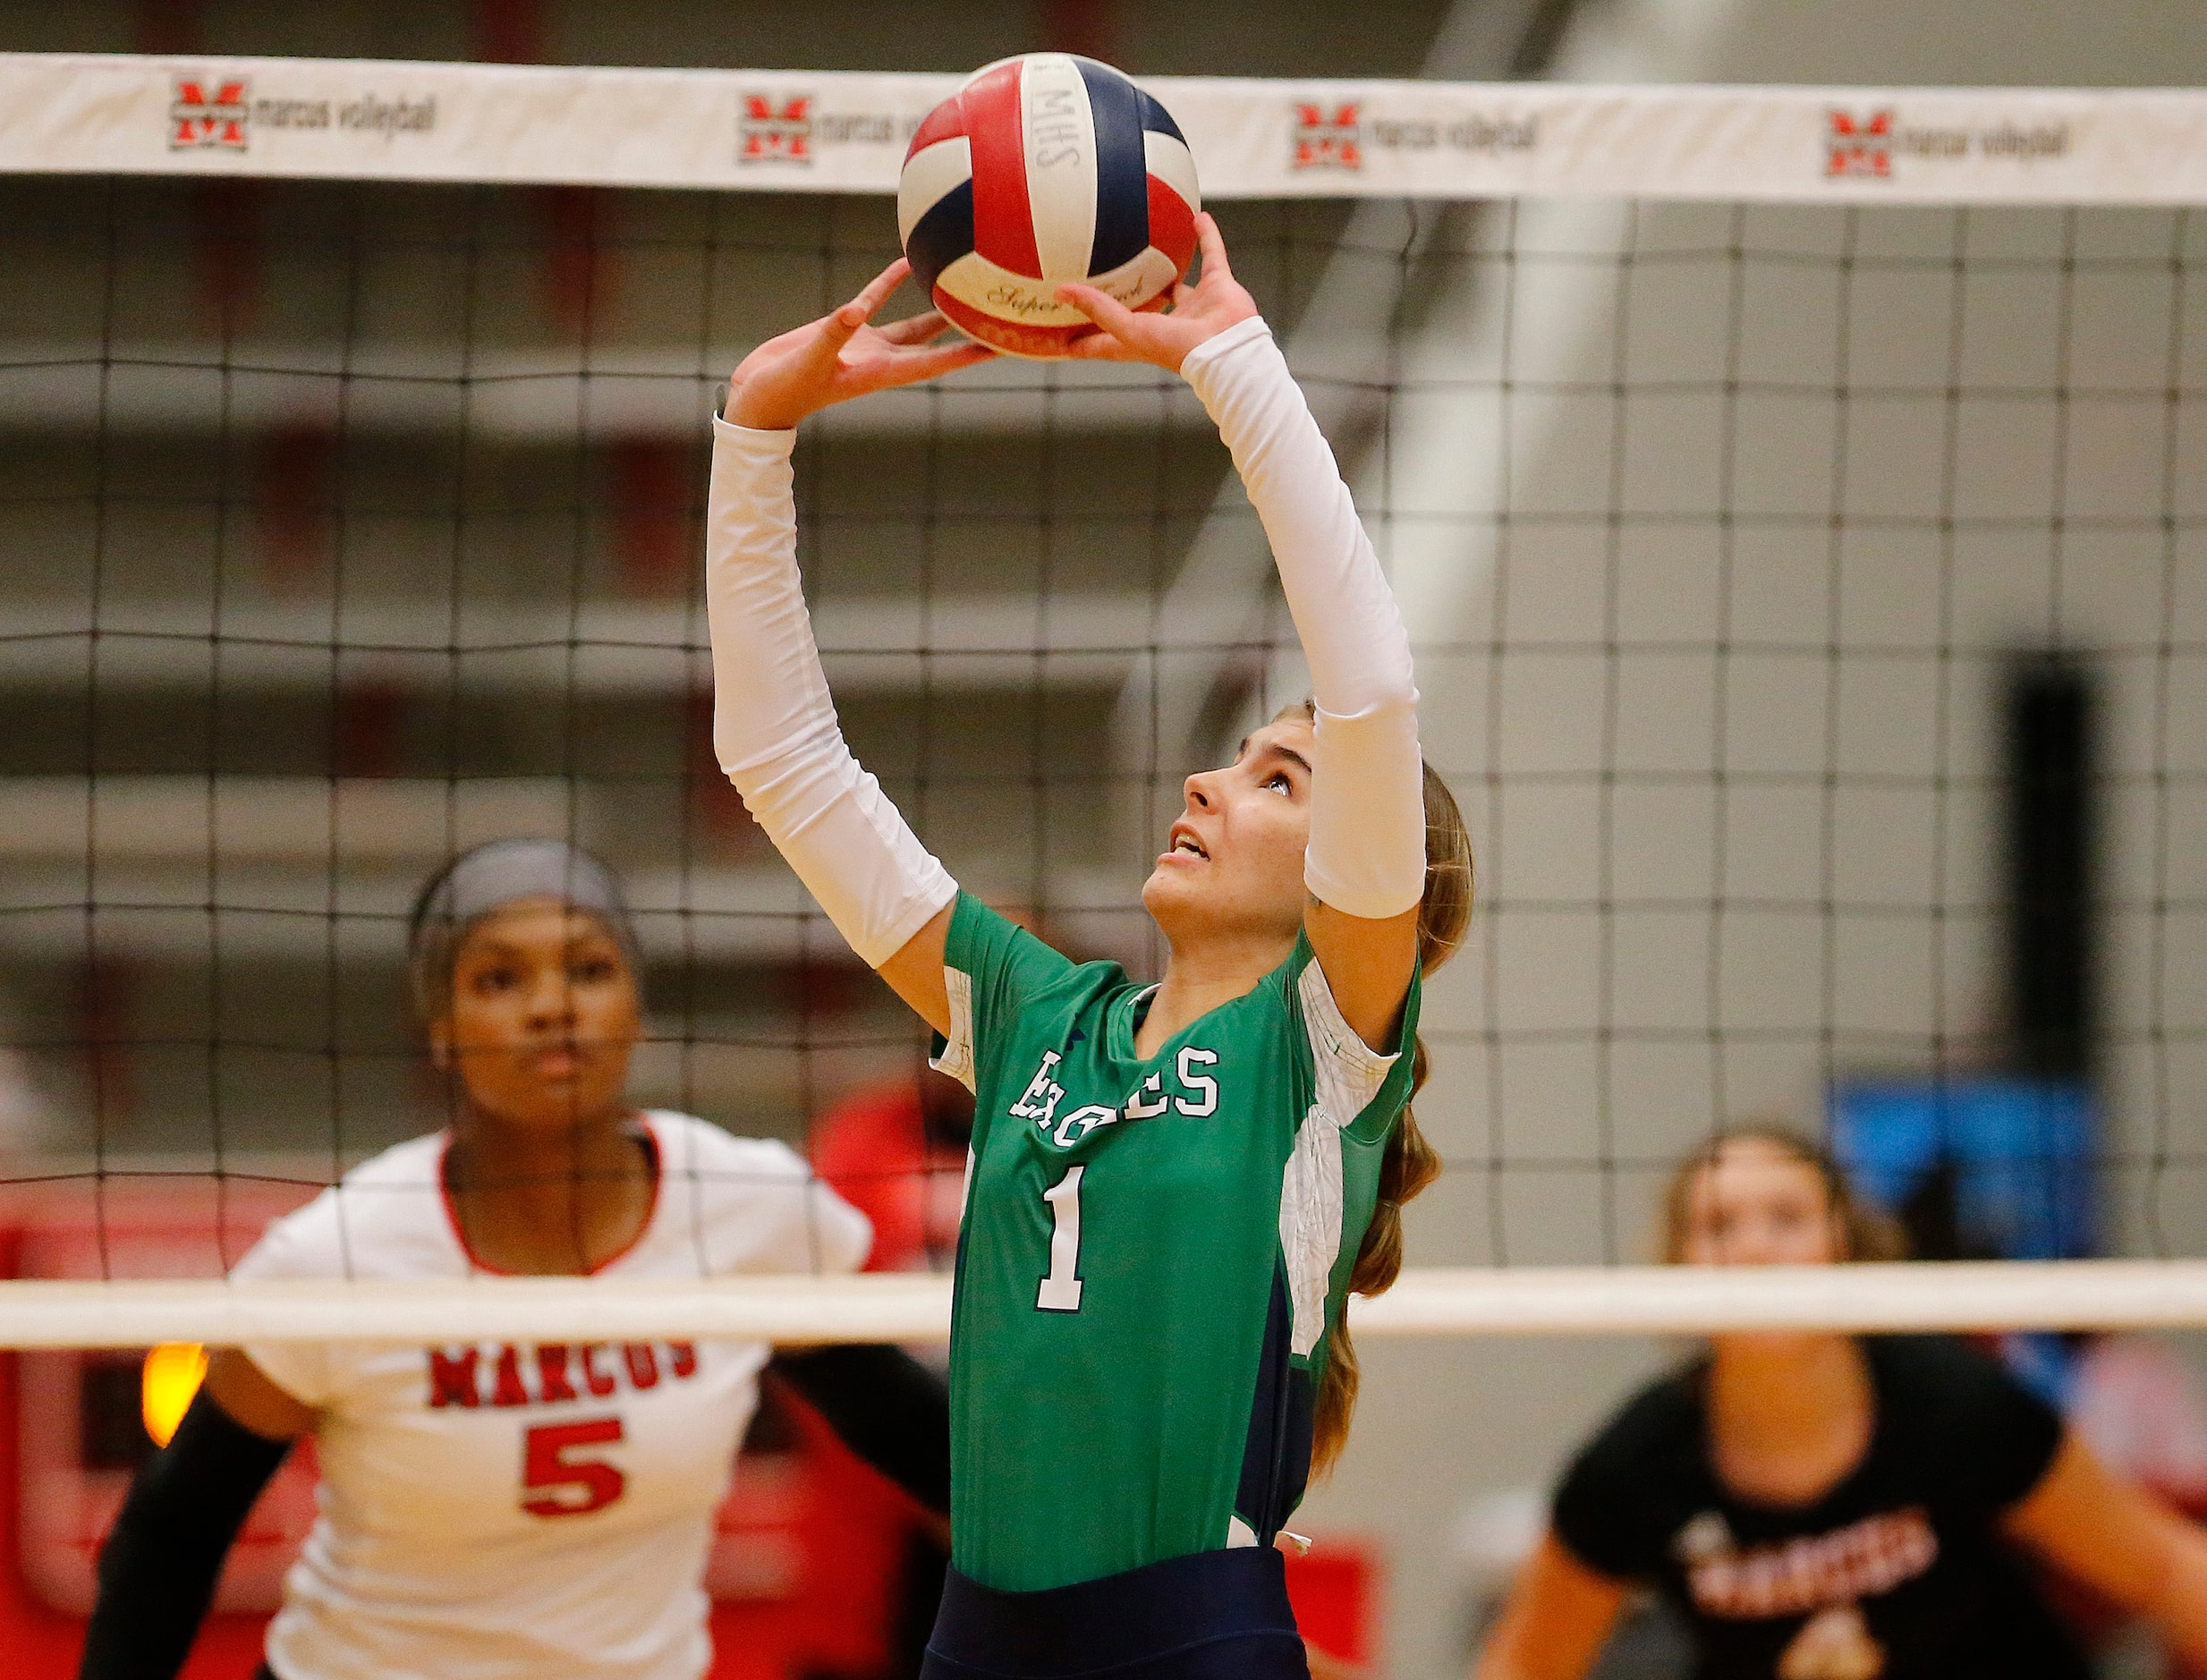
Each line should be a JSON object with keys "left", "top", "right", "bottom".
{"left": 1827, "top": 109, "right": 1895, "bottom": 177}
{"left": 172, "top": 76, "right": 250, "bottom": 150}
{"left": 1827, "top": 109, "right": 1895, "bottom": 178}
{"left": 1827, "top": 106, "right": 2069, "bottom": 178}
{"left": 741, "top": 94, "right": 813, "bottom": 164}
{"left": 1292, "top": 102, "right": 1362, "bottom": 171}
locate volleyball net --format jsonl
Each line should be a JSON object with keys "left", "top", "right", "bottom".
{"left": 1, "top": 56, "right": 2204, "bottom": 1346}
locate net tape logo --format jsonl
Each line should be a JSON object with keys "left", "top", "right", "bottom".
{"left": 1290, "top": 100, "right": 1537, "bottom": 173}
{"left": 171, "top": 76, "right": 250, "bottom": 151}
{"left": 1827, "top": 106, "right": 2070, "bottom": 179}
{"left": 741, "top": 94, "right": 814, "bottom": 164}
{"left": 1827, "top": 109, "right": 1893, "bottom": 177}
{"left": 166, "top": 75, "right": 438, "bottom": 150}
{"left": 1292, "top": 102, "right": 1362, "bottom": 172}
{"left": 737, "top": 93, "right": 917, "bottom": 165}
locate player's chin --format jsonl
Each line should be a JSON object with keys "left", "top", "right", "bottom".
{"left": 1142, "top": 859, "right": 1244, "bottom": 938}
{"left": 509, "top": 1090, "right": 628, "bottom": 1134}
{"left": 1139, "top": 861, "right": 1195, "bottom": 919}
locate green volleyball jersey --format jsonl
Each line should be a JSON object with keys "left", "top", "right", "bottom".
{"left": 929, "top": 892, "right": 1422, "bottom": 1592}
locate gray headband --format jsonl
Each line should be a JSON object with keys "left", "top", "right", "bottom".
{"left": 407, "top": 839, "right": 641, "bottom": 1018}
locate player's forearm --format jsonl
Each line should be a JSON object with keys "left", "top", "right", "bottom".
{"left": 771, "top": 1344, "right": 950, "bottom": 1514}
{"left": 1180, "top": 317, "right": 1413, "bottom": 720}
{"left": 1181, "top": 317, "right": 1424, "bottom": 921}
{"left": 705, "top": 419, "right": 836, "bottom": 781}
{"left": 704, "top": 417, "right": 956, "bottom": 967}
{"left": 80, "top": 1391, "right": 291, "bottom": 1680}
{"left": 1473, "top": 1621, "right": 1601, "bottom": 1680}
{"left": 1473, "top": 1649, "right": 1531, "bottom": 1680}
{"left": 2141, "top": 1508, "right": 2207, "bottom": 1667}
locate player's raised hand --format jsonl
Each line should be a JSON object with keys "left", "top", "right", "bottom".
{"left": 1054, "top": 214, "right": 1257, "bottom": 372}
{"left": 726, "top": 259, "right": 994, "bottom": 430}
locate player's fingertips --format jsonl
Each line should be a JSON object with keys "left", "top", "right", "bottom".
{"left": 1196, "top": 215, "right": 1230, "bottom": 273}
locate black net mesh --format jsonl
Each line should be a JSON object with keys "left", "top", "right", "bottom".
{"left": 0, "top": 174, "right": 2202, "bottom": 1290}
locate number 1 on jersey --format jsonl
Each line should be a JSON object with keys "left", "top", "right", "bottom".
{"left": 1037, "top": 1165, "right": 1085, "bottom": 1312}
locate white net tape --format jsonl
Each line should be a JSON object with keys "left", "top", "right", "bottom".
{"left": 11, "top": 1261, "right": 2207, "bottom": 1350}
{"left": 4, "top": 55, "right": 2205, "bottom": 203}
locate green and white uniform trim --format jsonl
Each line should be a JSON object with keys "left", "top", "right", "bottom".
{"left": 930, "top": 892, "right": 1422, "bottom": 1592}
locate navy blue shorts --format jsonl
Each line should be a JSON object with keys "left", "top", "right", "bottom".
{"left": 921, "top": 1546, "right": 1310, "bottom": 1680}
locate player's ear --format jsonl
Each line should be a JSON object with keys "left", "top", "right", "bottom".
{"left": 427, "top": 1016, "right": 453, "bottom": 1073}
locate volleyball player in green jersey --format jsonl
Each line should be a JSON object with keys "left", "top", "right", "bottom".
{"left": 705, "top": 215, "right": 1471, "bottom": 1680}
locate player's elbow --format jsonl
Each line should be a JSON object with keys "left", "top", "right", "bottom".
{"left": 718, "top": 718, "right": 853, "bottom": 810}
{"left": 1311, "top": 689, "right": 1420, "bottom": 754}
{"left": 1305, "top": 702, "right": 1426, "bottom": 923}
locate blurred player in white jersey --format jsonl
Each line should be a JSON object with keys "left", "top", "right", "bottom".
{"left": 80, "top": 838, "right": 951, "bottom": 1680}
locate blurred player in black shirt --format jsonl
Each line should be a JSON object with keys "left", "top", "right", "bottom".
{"left": 1474, "top": 1125, "right": 2207, "bottom": 1680}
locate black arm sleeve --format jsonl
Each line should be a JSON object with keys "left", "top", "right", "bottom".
{"left": 78, "top": 1389, "right": 294, "bottom": 1680}
{"left": 769, "top": 1345, "right": 950, "bottom": 1515}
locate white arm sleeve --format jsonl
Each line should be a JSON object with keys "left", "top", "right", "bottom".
{"left": 706, "top": 416, "right": 957, "bottom": 967}
{"left": 1180, "top": 316, "right": 1426, "bottom": 921}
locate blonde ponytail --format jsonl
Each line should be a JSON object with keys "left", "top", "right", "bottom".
{"left": 1306, "top": 739, "right": 1472, "bottom": 1476}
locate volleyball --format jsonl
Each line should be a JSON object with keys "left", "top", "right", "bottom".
{"left": 897, "top": 54, "right": 1201, "bottom": 359}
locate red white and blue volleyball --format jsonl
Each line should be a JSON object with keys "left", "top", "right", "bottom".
{"left": 898, "top": 55, "right": 1201, "bottom": 359}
